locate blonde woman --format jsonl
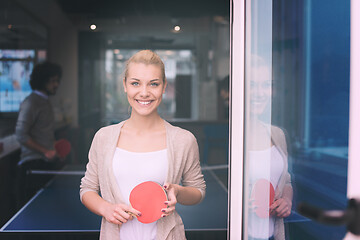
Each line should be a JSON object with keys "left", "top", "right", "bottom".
{"left": 80, "top": 50, "right": 206, "bottom": 240}
{"left": 246, "top": 56, "right": 293, "bottom": 240}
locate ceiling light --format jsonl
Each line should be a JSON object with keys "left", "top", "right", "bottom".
{"left": 173, "top": 25, "right": 181, "bottom": 32}
{"left": 90, "top": 24, "right": 97, "bottom": 30}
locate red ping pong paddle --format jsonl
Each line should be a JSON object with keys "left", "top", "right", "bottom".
{"left": 55, "top": 139, "right": 71, "bottom": 158}
{"left": 250, "top": 178, "right": 275, "bottom": 218}
{"left": 129, "top": 181, "right": 168, "bottom": 224}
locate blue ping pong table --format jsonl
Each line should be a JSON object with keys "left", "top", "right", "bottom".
{"left": 0, "top": 164, "right": 307, "bottom": 239}
{"left": 0, "top": 165, "right": 228, "bottom": 235}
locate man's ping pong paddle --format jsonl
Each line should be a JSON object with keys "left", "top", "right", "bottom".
{"left": 250, "top": 178, "right": 275, "bottom": 218}
{"left": 129, "top": 181, "right": 168, "bottom": 224}
{"left": 55, "top": 139, "right": 71, "bottom": 158}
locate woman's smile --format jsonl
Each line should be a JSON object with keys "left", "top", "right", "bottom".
{"left": 136, "top": 100, "right": 153, "bottom": 106}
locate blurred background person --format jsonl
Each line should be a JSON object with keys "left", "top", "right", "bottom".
{"left": 218, "top": 75, "right": 229, "bottom": 120}
{"left": 15, "top": 61, "right": 63, "bottom": 207}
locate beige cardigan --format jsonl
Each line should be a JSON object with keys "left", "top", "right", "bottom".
{"left": 80, "top": 120, "right": 206, "bottom": 240}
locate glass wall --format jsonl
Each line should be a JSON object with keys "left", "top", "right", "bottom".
{"left": 242, "top": 0, "right": 350, "bottom": 239}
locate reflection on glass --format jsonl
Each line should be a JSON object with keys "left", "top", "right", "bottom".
{"left": 243, "top": 0, "right": 350, "bottom": 239}
{"left": 244, "top": 55, "right": 293, "bottom": 240}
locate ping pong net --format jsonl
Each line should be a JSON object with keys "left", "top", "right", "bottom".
{"left": 28, "top": 169, "right": 85, "bottom": 176}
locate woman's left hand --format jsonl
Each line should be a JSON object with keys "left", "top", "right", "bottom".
{"left": 161, "top": 183, "right": 179, "bottom": 218}
{"left": 269, "top": 198, "right": 292, "bottom": 218}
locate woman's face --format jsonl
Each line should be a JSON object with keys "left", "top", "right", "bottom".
{"left": 123, "top": 62, "right": 166, "bottom": 117}
{"left": 249, "top": 65, "right": 272, "bottom": 116}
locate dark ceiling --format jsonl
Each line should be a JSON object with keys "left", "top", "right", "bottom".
{"left": 0, "top": 0, "right": 229, "bottom": 49}
{"left": 56, "top": 0, "right": 229, "bottom": 19}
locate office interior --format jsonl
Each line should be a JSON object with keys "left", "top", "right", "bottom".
{"left": 0, "top": 0, "right": 352, "bottom": 239}
{"left": 0, "top": 0, "right": 229, "bottom": 239}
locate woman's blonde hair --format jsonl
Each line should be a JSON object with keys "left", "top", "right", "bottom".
{"left": 124, "top": 50, "right": 166, "bottom": 82}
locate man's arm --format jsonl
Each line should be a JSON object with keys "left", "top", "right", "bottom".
{"left": 23, "top": 138, "right": 56, "bottom": 159}
{"left": 15, "top": 99, "right": 56, "bottom": 159}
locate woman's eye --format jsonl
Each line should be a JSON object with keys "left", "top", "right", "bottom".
{"left": 131, "top": 82, "right": 139, "bottom": 86}
{"left": 151, "top": 82, "right": 159, "bottom": 87}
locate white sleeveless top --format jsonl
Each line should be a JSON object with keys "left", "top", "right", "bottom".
{"left": 247, "top": 145, "right": 284, "bottom": 239}
{"left": 112, "top": 148, "right": 168, "bottom": 240}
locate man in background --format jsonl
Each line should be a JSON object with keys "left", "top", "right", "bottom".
{"left": 218, "top": 75, "right": 229, "bottom": 120}
{"left": 15, "top": 61, "right": 62, "bottom": 206}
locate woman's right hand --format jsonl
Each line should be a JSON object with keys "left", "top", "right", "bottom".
{"left": 102, "top": 202, "right": 141, "bottom": 225}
